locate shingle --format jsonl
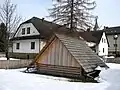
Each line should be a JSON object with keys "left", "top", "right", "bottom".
{"left": 56, "top": 33, "right": 108, "bottom": 73}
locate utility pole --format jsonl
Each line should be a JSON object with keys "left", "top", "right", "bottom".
{"left": 114, "top": 35, "right": 118, "bottom": 57}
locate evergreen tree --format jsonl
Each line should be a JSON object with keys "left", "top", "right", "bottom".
{"left": 49, "top": 0, "right": 96, "bottom": 31}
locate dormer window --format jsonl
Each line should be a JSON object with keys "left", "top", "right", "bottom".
{"left": 27, "top": 27, "right": 30, "bottom": 34}
{"left": 22, "top": 28, "right": 25, "bottom": 35}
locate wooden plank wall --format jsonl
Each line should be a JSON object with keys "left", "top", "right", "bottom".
{"left": 37, "top": 37, "right": 81, "bottom": 68}
{"left": 0, "top": 60, "right": 33, "bottom": 69}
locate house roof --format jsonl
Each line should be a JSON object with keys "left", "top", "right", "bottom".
{"left": 32, "top": 32, "right": 108, "bottom": 73}
{"left": 10, "top": 35, "right": 43, "bottom": 40}
{"left": 104, "top": 26, "right": 120, "bottom": 35}
{"left": 55, "top": 33, "right": 108, "bottom": 72}
{"left": 13, "top": 17, "right": 69, "bottom": 40}
{"left": 91, "top": 30, "right": 103, "bottom": 44}
{"left": 79, "top": 31, "right": 97, "bottom": 43}
{"left": 79, "top": 30, "right": 103, "bottom": 45}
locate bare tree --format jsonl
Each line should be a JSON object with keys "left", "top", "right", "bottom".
{"left": 49, "top": 0, "right": 96, "bottom": 31}
{"left": 0, "top": 0, "right": 21, "bottom": 60}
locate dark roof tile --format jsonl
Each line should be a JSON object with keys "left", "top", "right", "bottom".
{"left": 10, "top": 35, "right": 43, "bottom": 40}
{"left": 104, "top": 26, "right": 120, "bottom": 35}
{"left": 79, "top": 31, "right": 103, "bottom": 45}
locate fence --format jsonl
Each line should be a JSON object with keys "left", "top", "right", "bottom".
{"left": 106, "top": 58, "right": 120, "bottom": 64}
{"left": 0, "top": 59, "right": 33, "bottom": 69}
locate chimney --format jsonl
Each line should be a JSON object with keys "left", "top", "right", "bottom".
{"left": 42, "top": 18, "right": 44, "bottom": 22}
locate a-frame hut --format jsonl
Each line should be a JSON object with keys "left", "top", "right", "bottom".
{"left": 28, "top": 32, "right": 108, "bottom": 80}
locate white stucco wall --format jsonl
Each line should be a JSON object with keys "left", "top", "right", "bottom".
{"left": 14, "top": 23, "right": 40, "bottom": 37}
{"left": 13, "top": 39, "right": 40, "bottom": 53}
{"left": 12, "top": 39, "right": 47, "bottom": 54}
{"left": 98, "top": 32, "right": 108, "bottom": 56}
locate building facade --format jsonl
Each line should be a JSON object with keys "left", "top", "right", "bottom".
{"left": 79, "top": 31, "right": 109, "bottom": 57}
{"left": 104, "top": 26, "right": 120, "bottom": 56}
{"left": 97, "top": 32, "right": 108, "bottom": 56}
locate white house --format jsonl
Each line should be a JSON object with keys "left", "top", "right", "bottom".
{"left": 10, "top": 17, "right": 62, "bottom": 59}
{"left": 97, "top": 32, "right": 108, "bottom": 56}
{"left": 79, "top": 30, "right": 109, "bottom": 57}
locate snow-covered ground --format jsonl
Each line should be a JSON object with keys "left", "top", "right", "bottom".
{"left": 0, "top": 57, "right": 20, "bottom": 60}
{"left": 0, "top": 63, "right": 120, "bottom": 90}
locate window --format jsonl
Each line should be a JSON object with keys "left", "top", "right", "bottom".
{"left": 27, "top": 27, "right": 30, "bottom": 34}
{"left": 22, "top": 28, "right": 25, "bottom": 35}
{"left": 16, "top": 43, "right": 20, "bottom": 49}
{"left": 31, "top": 42, "right": 35, "bottom": 49}
{"left": 102, "top": 38, "right": 104, "bottom": 43}
{"left": 103, "top": 48, "right": 104, "bottom": 53}
{"left": 104, "top": 39, "right": 106, "bottom": 43}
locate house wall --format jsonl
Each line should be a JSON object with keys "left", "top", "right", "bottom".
{"left": 37, "top": 38, "right": 80, "bottom": 68}
{"left": 11, "top": 22, "right": 48, "bottom": 58}
{"left": 107, "top": 34, "right": 120, "bottom": 54}
{"left": 14, "top": 23, "right": 39, "bottom": 37}
{"left": 12, "top": 39, "right": 43, "bottom": 53}
{"left": 97, "top": 32, "right": 108, "bottom": 56}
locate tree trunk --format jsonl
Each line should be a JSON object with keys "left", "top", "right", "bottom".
{"left": 6, "top": 52, "right": 9, "bottom": 60}
{"left": 70, "top": 0, "right": 74, "bottom": 31}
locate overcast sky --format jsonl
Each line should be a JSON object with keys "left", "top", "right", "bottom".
{"left": 0, "top": 0, "right": 120, "bottom": 28}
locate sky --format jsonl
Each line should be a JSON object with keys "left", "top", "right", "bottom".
{"left": 0, "top": 0, "right": 120, "bottom": 29}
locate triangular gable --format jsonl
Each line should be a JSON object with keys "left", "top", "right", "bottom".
{"left": 33, "top": 35, "right": 81, "bottom": 68}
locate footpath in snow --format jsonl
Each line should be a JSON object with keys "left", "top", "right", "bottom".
{"left": 0, "top": 63, "right": 120, "bottom": 90}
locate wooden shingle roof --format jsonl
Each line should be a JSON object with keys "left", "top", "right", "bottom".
{"left": 55, "top": 33, "right": 108, "bottom": 73}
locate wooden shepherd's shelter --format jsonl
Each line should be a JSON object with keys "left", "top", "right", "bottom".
{"left": 28, "top": 32, "right": 108, "bottom": 81}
